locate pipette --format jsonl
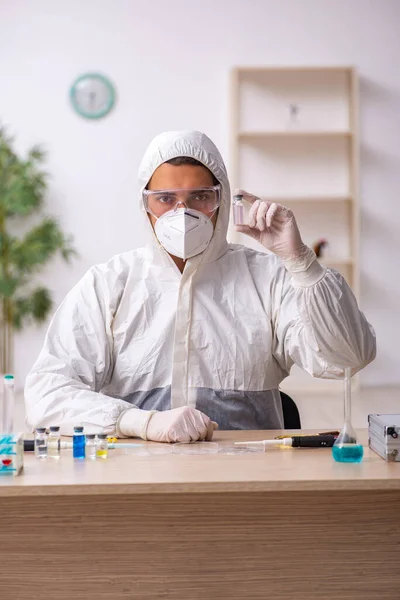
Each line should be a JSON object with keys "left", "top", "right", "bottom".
{"left": 235, "top": 435, "right": 336, "bottom": 448}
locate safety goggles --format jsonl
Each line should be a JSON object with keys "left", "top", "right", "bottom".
{"left": 143, "top": 185, "right": 221, "bottom": 217}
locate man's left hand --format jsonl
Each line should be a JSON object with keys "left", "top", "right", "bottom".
{"left": 234, "top": 189, "right": 307, "bottom": 261}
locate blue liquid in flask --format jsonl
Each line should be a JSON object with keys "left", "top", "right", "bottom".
{"left": 332, "top": 444, "right": 364, "bottom": 463}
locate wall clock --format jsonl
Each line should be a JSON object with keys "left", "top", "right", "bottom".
{"left": 70, "top": 73, "right": 115, "bottom": 119}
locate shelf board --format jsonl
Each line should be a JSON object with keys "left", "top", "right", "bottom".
{"left": 259, "top": 196, "right": 352, "bottom": 204}
{"left": 320, "top": 257, "right": 354, "bottom": 266}
{"left": 236, "top": 66, "right": 354, "bottom": 74}
{"left": 238, "top": 130, "right": 352, "bottom": 139}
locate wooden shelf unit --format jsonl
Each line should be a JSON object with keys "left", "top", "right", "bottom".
{"left": 229, "top": 65, "right": 359, "bottom": 393}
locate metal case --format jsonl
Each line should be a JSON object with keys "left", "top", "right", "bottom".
{"left": 368, "top": 414, "right": 400, "bottom": 462}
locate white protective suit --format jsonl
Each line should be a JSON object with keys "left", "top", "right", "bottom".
{"left": 25, "top": 131, "right": 376, "bottom": 436}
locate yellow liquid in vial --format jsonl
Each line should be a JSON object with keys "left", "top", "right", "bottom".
{"left": 96, "top": 449, "right": 108, "bottom": 459}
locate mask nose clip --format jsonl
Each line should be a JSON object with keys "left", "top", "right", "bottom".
{"left": 173, "top": 203, "right": 200, "bottom": 219}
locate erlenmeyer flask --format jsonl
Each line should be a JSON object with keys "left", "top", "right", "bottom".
{"left": 332, "top": 368, "right": 364, "bottom": 463}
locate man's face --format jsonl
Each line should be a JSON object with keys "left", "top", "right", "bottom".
{"left": 146, "top": 163, "right": 219, "bottom": 229}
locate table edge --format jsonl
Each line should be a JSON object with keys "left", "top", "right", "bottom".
{"left": 1, "top": 478, "right": 400, "bottom": 497}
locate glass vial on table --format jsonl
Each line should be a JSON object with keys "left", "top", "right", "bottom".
{"left": 35, "top": 428, "right": 48, "bottom": 459}
{"left": 3, "top": 374, "right": 15, "bottom": 434}
{"left": 232, "top": 194, "right": 244, "bottom": 225}
{"left": 86, "top": 434, "right": 97, "bottom": 460}
{"left": 96, "top": 434, "right": 108, "bottom": 459}
{"left": 73, "top": 426, "right": 86, "bottom": 459}
{"left": 48, "top": 426, "right": 61, "bottom": 459}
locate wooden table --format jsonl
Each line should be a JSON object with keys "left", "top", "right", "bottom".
{"left": 1, "top": 430, "right": 399, "bottom": 599}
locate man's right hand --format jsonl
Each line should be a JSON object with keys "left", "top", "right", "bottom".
{"left": 146, "top": 406, "right": 218, "bottom": 443}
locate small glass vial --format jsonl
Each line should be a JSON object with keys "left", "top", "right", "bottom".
{"left": 3, "top": 374, "right": 15, "bottom": 434}
{"left": 73, "top": 426, "right": 86, "bottom": 459}
{"left": 232, "top": 194, "right": 244, "bottom": 225}
{"left": 86, "top": 434, "right": 97, "bottom": 460}
{"left": 48, "top": 426, "right": 61, "bottom": 459}
{"left": 96, "top": 434, "right": 108, "bottom": 459}
{"left": 35, "top": 427, "right": 48, "bottom": 459}
{"left": 287, "top": 103, "right": 300, "bottom": 129}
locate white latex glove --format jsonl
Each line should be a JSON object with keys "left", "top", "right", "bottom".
{"left": 146, "top": 407, "right": 218, "bottom": 443}
{"left": 234, "top": 189, "right": 307, "bottom": 261}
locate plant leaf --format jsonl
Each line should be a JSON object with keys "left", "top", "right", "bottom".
{"left": 12, "top": 297, "right": 30, "bottom": 330}
{"left": 30, "top": 287, "right": 53, "bottom": 322}
{"left": 28, "top": 145, "right": 46, "bottom": 163}
{"left": 0, "top": 131, "right": 47, "bottom": 217}
{"left": 0, "top": 275, "right": 20, "bottom": 298}
{"left": 12, "top": 287, "right": 53, "bottom": 329}
{"left": 10, "top": 217, "right": 75, "bottom": 275}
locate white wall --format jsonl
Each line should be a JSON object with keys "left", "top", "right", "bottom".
{"left": 0, "top": 0, "right": 399, "bottom": 388}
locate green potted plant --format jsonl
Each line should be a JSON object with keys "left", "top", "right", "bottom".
{"left": 0, "top": 127, "right": 75, "bottom": 374}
